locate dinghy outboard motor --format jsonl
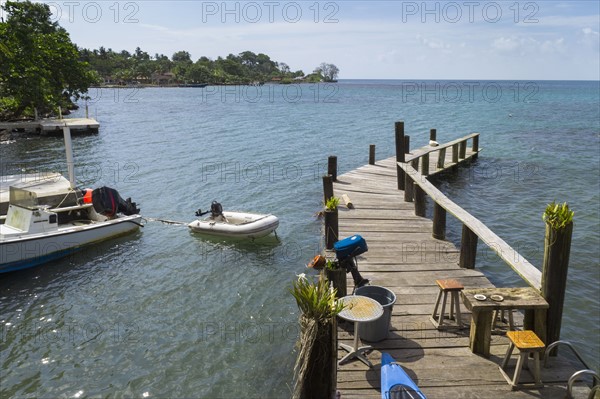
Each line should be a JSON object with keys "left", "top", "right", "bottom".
{"left": 87, "top": 186, "right": 140, "bottom": 217}
{"left": 210, "top": 201, "right": 223, "bottom": 218}
{"left": 334, "top": 235, "right": 370, "bottom": 289}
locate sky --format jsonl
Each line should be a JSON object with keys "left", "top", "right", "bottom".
{"left": 10, "top": 0, "right": 600, "bottom": 80}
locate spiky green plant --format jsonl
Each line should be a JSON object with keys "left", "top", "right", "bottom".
{"left": 324, "top": 196, "right": 340, "bottom": 211}
{"left": 543, "top": 201, "right": 574, "bottom": 230}
{"left": 325, "top": 259, "right": 340, "bottom": 271}
{"left": 290, "top": 274, "right": 344, "bottom": 321}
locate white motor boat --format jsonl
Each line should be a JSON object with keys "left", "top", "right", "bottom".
{"left": 188, "top": 201, "right": 279, "bottom": 239}
{"left": 0, "top": 186, "right": 142, "bottom": 273}
{"left": 0, "top": 125, "right": 142, "bottom": 273}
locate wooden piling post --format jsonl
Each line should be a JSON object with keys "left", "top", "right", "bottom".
{"left": 414, "top": 184, "right": 426, "bottom": 217}
{"left": 437, "top": 147, "right": 446, "bottom": 169}
{"left": 472, "top": 134, "right": 479, "bottom": 153}
{"left": 430, "top": 128, "right": 437, "bottom": 142}
{"left": 404, "top": 172, "right": 414, "bottom": 202}
{"left": 432, "top": 203, "right": 447, "bottom": 240}
{"left": 405, "top": 159, "right": 418, "bottom": 202}
{"left": 328, "top": 156, "right": 337, "bottom": 181}
{"left": 324, "top": 209, "right": 339, "bottom": 250}
{"left": 395, "top": 121, "right": 405, "bottom": 190}
{"left": 404, "top": 135, "right": 410, "bottom": 154}
{"left": 459, "top": 140, "right": 467, "bottom": 159}
{"left": 369, "top": 145, "right": 376, "bottom": 165}
{"left": 323, "top": 175, "right": 334, "bottom": 204}
{"left": 452, "top": 144, "right": 459, "bottom": 164}
{"left": 541, "top": 221, "right": 573, "bottom": 350}
{"left": 422, "top": 153, "right": 430, "bottom": 177}
{"left": 85, "top": 104, "right": 89, "bottom": 119}
{"left": 459, "top": 225, "right": 478, "bottom": 269}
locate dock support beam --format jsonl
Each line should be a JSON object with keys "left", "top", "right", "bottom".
{"left": 369, "top": 145, "right": 376, "bottom": 165}
{"left": 328, "top": 156, "right": 337, "bottom": 182}
{"left": 541, "top": 221, "right": 573, "bottom": 351}
{"left": 459, "top": 225, "right": 478, "bottom": 269}
{"left": 414, "top": 185, "right": 426, "bottom": 217}
{"left": 323, "top": 175, "right": 334, "bottom": 204}
{"left": 395, "top": 121, "right": 405, "bottom": 190}
{"left": 433, "top": 203, "right": 446, "bottom": 240}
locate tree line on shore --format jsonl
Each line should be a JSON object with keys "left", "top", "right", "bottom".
{"left": 81, "top": 47, "right": 338, "bottom": 87}
{"left": 0, "top": 0, "right": 339, "bottom": 121}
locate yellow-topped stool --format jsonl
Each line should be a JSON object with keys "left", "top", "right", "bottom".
{"left": 500, "top": 330, "right": 545, "bottom": 390}
{"left": 430, "top": 279, "right": 463, "bottom": 329}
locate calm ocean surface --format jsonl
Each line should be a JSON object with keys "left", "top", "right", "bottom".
{"left": 1, "top": 80, "right": 598, "bottom": 398}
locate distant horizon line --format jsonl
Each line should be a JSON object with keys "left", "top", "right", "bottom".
{"left": 336, "top": 78, "right": 600, "bottom": 82}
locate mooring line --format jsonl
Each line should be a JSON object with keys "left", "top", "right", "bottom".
{"left": 143, "top": 217, "right": 188, "bottom": 226}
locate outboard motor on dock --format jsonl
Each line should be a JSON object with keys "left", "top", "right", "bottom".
{"left": 83, "top": 187, "right": 140, "bottom": 217}
{"left": 334, "top": 235, "right": 370, "bottom": 289}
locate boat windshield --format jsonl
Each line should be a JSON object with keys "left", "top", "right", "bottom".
{"left": 9, "top": 187, "right": 39, "bottom": 209}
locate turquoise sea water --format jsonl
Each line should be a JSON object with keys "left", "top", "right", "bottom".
{"left": 1, "top": 80, "right": 598, "bottom": 397}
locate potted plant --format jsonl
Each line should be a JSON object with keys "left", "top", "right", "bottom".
{"left": 324, "top": 259, "right": 346, "bottom": 298}
{"left": 291, "top": 274, "right": 345, "bottom": 399}
{"left": 324, "top": 196, "right": 339, "bottom": 249}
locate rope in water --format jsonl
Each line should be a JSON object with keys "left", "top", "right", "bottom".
{"left": 143, "top": 217, "right": 188, "bottom": 226}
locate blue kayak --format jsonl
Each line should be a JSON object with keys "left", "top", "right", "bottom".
{"left": 381, "top": 353, "right": 427, "bottom": 399}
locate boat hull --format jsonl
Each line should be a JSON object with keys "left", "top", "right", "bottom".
{"left": 188, "top": 212, "right": 279, "bottom": 239}
{"left": 0, "top": 215, "right": 142, "bottom": 273}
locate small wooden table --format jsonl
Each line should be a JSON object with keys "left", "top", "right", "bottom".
{"left": 461, "top": 287, "right": 548, "bottom": 357}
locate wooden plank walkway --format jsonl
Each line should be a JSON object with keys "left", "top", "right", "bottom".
{"left": 333, "top": 153, "right": 587, "bottom": 399}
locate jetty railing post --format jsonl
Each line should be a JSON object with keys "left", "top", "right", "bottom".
{"left": 432, "top": 203, "right": 447, "bottom": 240}
{"left": 414, "top": 184, "right": 426, "bottom": 217}
{"left": 322, "top": 175, "right": 334, "bottom": 204}
{"left": 322, "top": 174, "right": 338, "bottom": 250}
{"left": 459, "top": 225, "right": 478, "bottom": 269}
{"left": 404, "top": 171, "right": 414, "bottom": 202}
{"left": 421, "top": 153, "right": 430, "bottom": 177}
{"left": 404, "top": 135, "right": 410, "bottom": 154}
{"left": 437, "top": 147, "right": 446, "bottom": 169}
{"left": 405, "top": 159, "right": 419, "bottom": 202}
{"left": 395, "top": 121, "right": 405, "bottom": 190}
{"left": 459, "top": 140, "right": 467, "bottom": 159}
{"left": 430, "top": 128, "right": 437, "bottom": 142}
{"left": 369, "top": 145, "right": 376, "bottom": 165}
{"left": 324, "top": 208, "right": 339, "bottom": 250}
{"left": 452, "top": 143, "right": 459, "bottom": 164}
{"left": 472, "top": 134, "right": 479, "bottom": 153}
{"left": 541, "top": 221, "right": 573, "bottom": 351}
{"left": 327, "top": 156, "right": 337, "bottom": 181}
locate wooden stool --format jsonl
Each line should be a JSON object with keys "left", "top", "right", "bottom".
{"left": 493, "top": 309, "right": 515, "bottom": 330}
{"left": 430, "top": 279, "right": 463, "bottom": 329}
{"left": 499, "top": 330, "right": 545, "bottom": 390}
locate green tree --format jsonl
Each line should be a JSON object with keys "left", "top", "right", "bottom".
{"left": 0, "top": 0, "right": 97, "bottom": 119}
{"left": 315, "top": 63, "right": 339, "bottom": 82}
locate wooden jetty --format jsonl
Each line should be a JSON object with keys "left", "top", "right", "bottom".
{"left": 325, "top": 124, "right": 593, "bottom": 399}
{"left": 0, "top": 117, "right": 99, "bottom": 135}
